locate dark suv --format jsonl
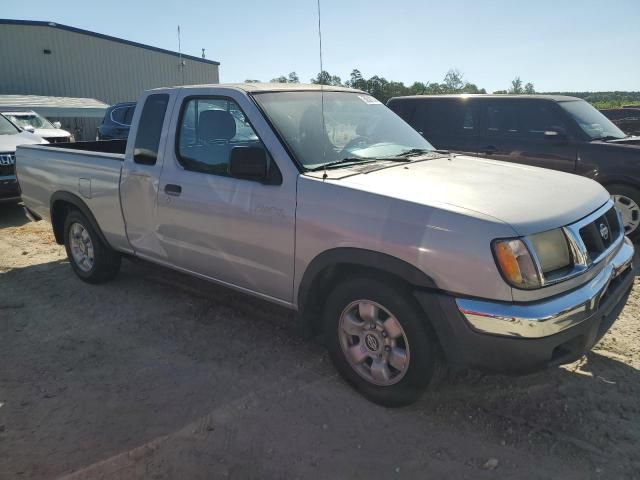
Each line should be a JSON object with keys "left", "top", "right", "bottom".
{"left": 388, "top": 94, "right": 640, "bottom": 237}
{"left": 96, "top": 102, "right": 136, "bottom": 140}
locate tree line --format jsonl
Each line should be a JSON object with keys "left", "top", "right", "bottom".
{"left": 245, "top": 69, "right": 639, "bottom": 108}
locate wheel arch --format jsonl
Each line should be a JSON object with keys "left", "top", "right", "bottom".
{"left": 297, "top": 248, "right": 438, "bottom": 336}
{"left": 50, "top": 191, "right": 111, "bottom": 248}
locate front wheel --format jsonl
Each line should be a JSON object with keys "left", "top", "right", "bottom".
{"left": 608, "top": 184, "right": 640, "bottom": 239}
{"left": 323, "top": 277, "right": 439, "bottom": 407}
{"left": 63, "top": 210, "right": 121, "bottom": 283}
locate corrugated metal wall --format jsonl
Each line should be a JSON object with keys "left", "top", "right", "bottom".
{"left": 0, "top": 23, "right": 219, "bottom": 105}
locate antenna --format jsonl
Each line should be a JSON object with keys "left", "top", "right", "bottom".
{"left": 316, "top": 0, "right": 328, "bottom": 179}
{"left": 177, "top": 25, "right": 185, "bottom": 85}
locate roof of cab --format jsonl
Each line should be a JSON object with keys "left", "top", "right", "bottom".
{"left": 149, "top": 83, "right": 363, "bottom": 94}
{"left": 388, "top": 94, "right": 581, "bottom": 102}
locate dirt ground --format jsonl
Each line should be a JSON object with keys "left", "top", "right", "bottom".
{"left": 1, "top": 203, "right": 639, "bottom": 480}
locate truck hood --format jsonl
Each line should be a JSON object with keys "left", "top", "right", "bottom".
{"left": 334, "top": 155, "right": 609, "bottom": 236}
{"left": 33, "top": 128, "right": 71, "bottom": 138}
{"left": 0, "top": 131, "right": 47, "bottom": 152}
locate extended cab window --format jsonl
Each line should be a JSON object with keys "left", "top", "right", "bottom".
{"left": 133, "top": 94, "right": 169, "bottom": 165}
{"left": 413, "top": 100, "right": 477, "bottom": 137}
{"left": 177, "top": 97, "right": 261, "bottom": 176}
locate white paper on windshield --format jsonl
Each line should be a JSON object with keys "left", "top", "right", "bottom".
{"left": 358, "top": 95, "right": 382, "bottom": 105}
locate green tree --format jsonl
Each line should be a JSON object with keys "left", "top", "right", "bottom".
{"left": 288, "top": 72, "right": 300, "bottom": 83}
{"left": 509, "top": 77, "right": 524, "bottom": 94}
{"left": 443, "top": 69, "right": 465, "bottom": 93}
{"left": 347, "top": 69, "right": 367, "bottom": 90}
{"left": 244, "top": 79, "right": 261, "bottom": 83}
{"left": 524, "top": 82, "right": 535, "bottom": 94}
{"left": 310, "top": 71, "right": 342, "bottom": 86}
{"left": 408, "top": 81, "right": 428, "bottom": 95}
{"left": 270, "top": 75, "right": 288, "bottom": 83}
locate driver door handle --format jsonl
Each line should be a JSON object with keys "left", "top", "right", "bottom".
{"left": 164, "top": 184, "right": 182, "bottom": 196}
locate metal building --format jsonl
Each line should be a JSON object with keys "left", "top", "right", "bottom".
{"left": 0, "top": 19, "right": 220, "bottom": 104}
{"left": 0, "top": 19, "right": 220, "bottom": 139}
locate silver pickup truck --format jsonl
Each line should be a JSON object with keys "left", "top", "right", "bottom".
{"left": 17, "top": 83, "right": 635, "bottom": 406}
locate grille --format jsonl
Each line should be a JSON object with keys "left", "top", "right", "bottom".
{"left": 0, "top": 153, "right": 15, "bottom": 177}
{"left": 578, "top": 206, "right": 622, "bottom": 262}
{"left": 44, "top": 136, "right": 70, "bottom": 144}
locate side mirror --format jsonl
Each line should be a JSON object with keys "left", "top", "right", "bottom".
{"left": 23, "top": 125, "right": 35, "bottom": 133}
{"left": 53, "top": 121, "right": 62, "bottom": 129}
{"left": 229, "top": 147, "right": 267, "bottom": 181}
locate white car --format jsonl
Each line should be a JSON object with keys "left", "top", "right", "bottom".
{"left": 3, "top": 110, "right": 74, "bottom": 143}
{"left": 0, "top": 113, "right": 47, "bottom": 201}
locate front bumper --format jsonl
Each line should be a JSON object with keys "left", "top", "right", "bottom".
{"left": 415, "top": 238, "right": 635, "bottom": 373}
{"left": 0, "top": 176, "right": 21, "bottom": 202}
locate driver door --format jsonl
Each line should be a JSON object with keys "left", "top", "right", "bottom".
{"left": 155, "top": 92, "right": 296, "bottom": 303}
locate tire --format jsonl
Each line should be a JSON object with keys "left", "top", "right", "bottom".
{"left": 63, "top": 209, "right": 121, "bottom": 283}
{"left": 323, "top": 276, "right": 439, "bottom": 407}
{"left": 607, "top": 184, "right": 640, "bottom": 239}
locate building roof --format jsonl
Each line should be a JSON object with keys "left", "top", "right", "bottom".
{"left": 0, "top": 19, "right": 220, "bottom": 66}
{"left": 389, "top": 94, "right": 581, "bottom": 102}
{"left": 0, "top": 94, "right": 110, "bottom": 118}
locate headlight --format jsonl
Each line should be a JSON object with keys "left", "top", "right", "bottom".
{"left": 493, "top": 238, "right": 541, "bottom": 289}
{"left": 527, "top": 229, "right": 571, "bottom": 274}
{"left": 69, "top": 134, "right": 76, "bottom": 143}
{"left": 493, "top": 229, "right": 572, "bottom": 290}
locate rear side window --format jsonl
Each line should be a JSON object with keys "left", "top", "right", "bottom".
{"left": 412, "top": 100, "right": 477, "bottom": 137}
{"left": 485, "top": 102, "right": 519, "bottom": 135}
{"left": 133, "top": 94, "right": 169, "bottom": 165}
{"left": 110, "top": 106, "right": 127, "bottom": 124}
{"left": 124, "top": 106, "right": 135, "bottom": 125}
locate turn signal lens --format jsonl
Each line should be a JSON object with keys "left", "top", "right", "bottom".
{"left": 493, "top": 239, "right": 541, "bottom": 289}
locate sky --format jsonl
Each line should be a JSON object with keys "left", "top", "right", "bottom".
{"left": 3, "top": 0, "right": 639, "bottom": 92}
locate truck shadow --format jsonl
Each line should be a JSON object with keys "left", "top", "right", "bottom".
{"left": 0, "top": 202, "right": 29, "bottom": 228}
{"left": 1, "top": 256, "right": 638, "bottom": 478}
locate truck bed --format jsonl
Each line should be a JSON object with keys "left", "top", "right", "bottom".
{"left": 16, "top": 143, "right": 131, "bottom": 252}
{"left": 49, "top": 139, "right": 127, "bottom": 155}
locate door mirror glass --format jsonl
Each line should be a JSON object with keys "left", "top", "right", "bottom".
{"left": 228, "top": 147, "right": 267, "bottom": 181}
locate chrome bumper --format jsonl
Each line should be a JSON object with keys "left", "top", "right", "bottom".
{"left": 456, "top": 237, "right": 635, "bottom": 338}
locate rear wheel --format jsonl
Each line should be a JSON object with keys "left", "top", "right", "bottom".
{"left": 608, "top": 184, "right": 640, "bottom": 238}
{"left": 323, "top": 276, "right": 438, "bottom": 407}
{"left": 63, "top": 210, "right": 121, "bottom": 283}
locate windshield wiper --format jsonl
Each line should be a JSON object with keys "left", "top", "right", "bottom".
{"left": 593, "top": 135, "right": 626, "bottom": 141}
{"left": 308, "top": 156, "right": 411, "bottom": 172}
{"left": 393, "top": 148, "right": 450, "bottom": 158}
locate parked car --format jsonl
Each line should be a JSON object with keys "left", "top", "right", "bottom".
{"left": 96, "top": 102, "right": 136, "bottom": 140}
{"left": 17, "top": 84, "right": 635, "bottom": 406}
{"left": 0, "top": 113, "right": 47, "bottom": 202}
{"left": 2, "top": 110, "right": 74, "bottom": 143}
{"left": 387, "top": 95, "right": 640, "bottom": 238}
{"left": 600, "top": 107, "right": 640, "bottom": 136}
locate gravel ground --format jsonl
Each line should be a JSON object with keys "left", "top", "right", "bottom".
{"left": 1, "top": 203, "right": 639, "bottom": 480}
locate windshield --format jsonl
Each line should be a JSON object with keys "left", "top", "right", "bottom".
{"left": 5, "top": 112, "right": 55, "bottom": 130}
{"left": 253, "top": 91, "right": 434, "bottom": 170}
{"left": 560, "top": 100, "right": 626, "bottom": 140}
{"left": 0, "top": 114, "right": 20, "bottom": 135}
